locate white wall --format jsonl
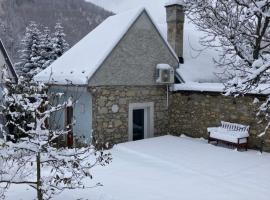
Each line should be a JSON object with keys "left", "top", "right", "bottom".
{"left": 49, "top": 86, "right": 93, "bottom": 145}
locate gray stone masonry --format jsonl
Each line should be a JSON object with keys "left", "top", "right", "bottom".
{"left": 169, "top": 92, "right": 270, "bottom": 151}
{"left": 89, "top": 85, "right": 169, "bottom": 145}
{"left": 89, "top": 86, "right": 270, "bottom": 151}
{"left": 165, "top": 4, "right": 185, "bottom": 59}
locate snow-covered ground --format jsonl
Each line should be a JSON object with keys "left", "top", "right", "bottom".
{"left": 6, "top": 135, "right": 270, "bottom": 200}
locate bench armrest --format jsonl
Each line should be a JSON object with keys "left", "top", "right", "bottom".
{"left": 207, "top": 127, "right": 219, "bottom": 132}
{"left": 237, "top": 136, "right": 249, "bottom": 144}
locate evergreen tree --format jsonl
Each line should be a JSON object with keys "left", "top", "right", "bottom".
{"left": 39, "top": 27, "right": 54, "bottom": 70}
{"left": 1, "top": 79, "right": 34, "bottom": 142}
{"left": 15, "top": 21, "right": 43, "bottom": 79}
{"left": 51, "top": 23, "right": 69, "bottom": 61}
{"left": 16, "top": 22, "right": 70, "bottom": 80}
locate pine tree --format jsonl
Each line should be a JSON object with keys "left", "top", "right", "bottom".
{"left": 39, "top": 27, "right": 54, "bottom": 70}
{"left": 0, "top": 80, "right": 33, "bottom": 142}
{"left": 51, "top": 23, "right": 69, "bottom": 61}
{"left": 15, "top": 21, "right": 43, "bottom": 79}
{"left": 16, "top": 22, "right": 70, "bottom": 80}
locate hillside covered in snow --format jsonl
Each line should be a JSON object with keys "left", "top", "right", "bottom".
{"left": 0, "top": 0, "right": 113, "bottom": 62}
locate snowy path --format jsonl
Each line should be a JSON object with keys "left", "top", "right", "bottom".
{"left": 6, "top": 135, "right": 270, "bottom": 200}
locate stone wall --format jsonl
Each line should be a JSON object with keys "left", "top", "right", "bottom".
{"left": 89, "top": 85, "right": 169, "bottom": 145}
{"left": 89, "top": 85, "right": 270, "bottom": 151}
{"left": 169, "top": 91, "right": 270, "bottom": 151}
{"left": 165, "top": 4, "right": 185, "bottom": 58}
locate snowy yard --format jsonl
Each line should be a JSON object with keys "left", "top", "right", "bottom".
{"left": 6, "top": 135, "right": 270, "bottom": 200}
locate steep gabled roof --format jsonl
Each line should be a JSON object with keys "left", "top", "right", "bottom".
{"left": 0, "top": 40, "right": 18, "bottom": 83}
{"left": 88, "top": 0, "right": 228, "bottom": 83}
{"left": 35, "top": 7, "right": 179, "bottom": 85}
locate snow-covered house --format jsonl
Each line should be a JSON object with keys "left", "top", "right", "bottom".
{"left": 34, "top": 2, "right": 270, "bottom": 150}
{"left": 0, "top": 40, "right": 18, "bottom": 86}
{"left": 35, "top": 5, "right": 181, "bottom": 146}
{"left": 0, "top": 39, "right": 18, "bottom": 137}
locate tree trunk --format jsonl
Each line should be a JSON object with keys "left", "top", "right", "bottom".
{"left": 36, "top": 152, "right": 42, "bottom": 200}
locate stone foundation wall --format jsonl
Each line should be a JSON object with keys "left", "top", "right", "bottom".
{"left": 89, "top": 85, "right": 169, "bottom": 145}
{"left": 89, "top": 85, "right": 270, "bottom": 151}
{"left": 169, "top": 92, "right": 270, "bottom": 151}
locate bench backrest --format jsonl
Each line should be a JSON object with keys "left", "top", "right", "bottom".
{"left": 221, "top": 121, "right": 249, "bottom": 132}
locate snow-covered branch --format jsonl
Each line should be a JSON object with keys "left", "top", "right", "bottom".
{"left": 185, "top": 0, "right": 270, "bottom": 138}
{"left": 0, "top": 80, "right": 111, "bottom": 200}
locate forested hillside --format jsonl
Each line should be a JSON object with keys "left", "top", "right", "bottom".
{"left": 0, "top": 0, "right": 113, "bottom": 62}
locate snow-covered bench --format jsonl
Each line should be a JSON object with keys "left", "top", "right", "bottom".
{"left": 207, "top": 121, "right": 249, "bottom": 151}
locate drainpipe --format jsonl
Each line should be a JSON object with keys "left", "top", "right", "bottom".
{"left": 167, "top": 84, "right": 169, "bottom": 108}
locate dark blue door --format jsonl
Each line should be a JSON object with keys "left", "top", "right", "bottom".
{"left": 133, "top": 109, "right": 144, "bottom": 141}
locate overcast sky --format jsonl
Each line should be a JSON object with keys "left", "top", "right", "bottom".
{"left": 86, "top": 0, "right": 168, "bottom": 23}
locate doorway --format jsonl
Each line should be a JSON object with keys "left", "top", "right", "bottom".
{"left": 133, "top": 109, "right": 145, "bottom": 141}
{"left": 65, "top": 106, "right": 73, "bottom": 148}
{"left": 128, "top": 102, "right": 154, "bottom": 141}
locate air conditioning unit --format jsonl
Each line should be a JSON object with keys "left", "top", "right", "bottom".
{"left": 156, "top": 64, "right": 174, "bottom": 84}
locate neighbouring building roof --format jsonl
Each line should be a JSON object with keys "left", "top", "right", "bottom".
{"left": 157, "top": 22, "right": 224, "bottom": 83}
{"left": 35, "top": 7, "right": 179, "bottom": 85}
{"left": 172, "top": 82, "right": 270, "bottom": 95}
{"left": 0, "top": 40, "right": 18, "bottom": 83}
{"left": 173, "top": 82, "right": 225, "bottom": 93}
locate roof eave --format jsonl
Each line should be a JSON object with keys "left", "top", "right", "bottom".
{"left": 0, "top": 39, "right": 18, "bottom": 83}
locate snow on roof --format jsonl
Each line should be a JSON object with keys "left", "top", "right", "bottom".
{"left": 165, "top": 0, "right": 185, "bottom": 7}
{"left": 173, "top": 82, "right": 270, "bottom": 95}
{"left": 35, "top": 8, "right": 145, "bottom": 85}
{"left": 35, "top": 7, "right": 178, "bottom": 85}
{"left": 88, "top": 0, "right": 227, "bottom": 83}
{"left": 177, "top": 26, "right": 224, "bottom": 83}
{"left": 157, "top": 22, "right": 224, "bottom": 83}
{"left": 173, "top": 82, "right": 225, "bottom": 93}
